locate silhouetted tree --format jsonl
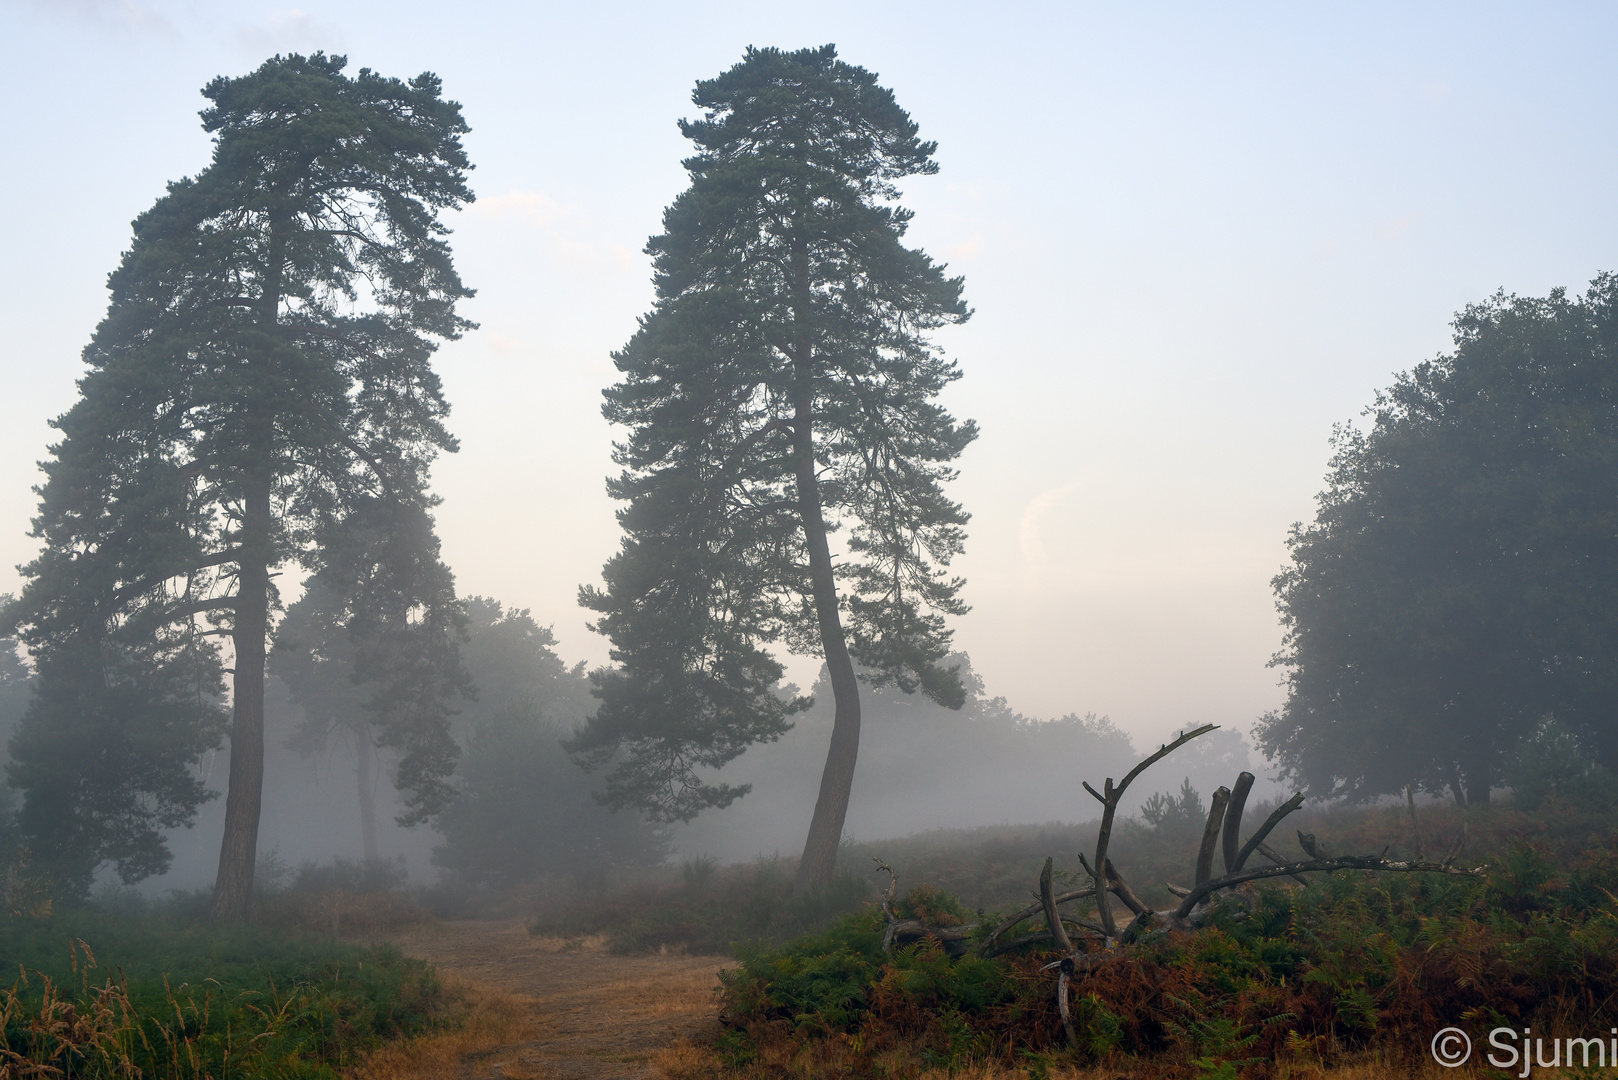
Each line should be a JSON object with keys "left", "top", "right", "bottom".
{"left": 1259, "top": 275, "right": 1618, "bottom": 804}
{"left": 6, "top": 54, "right": 475, "bottom": 916}
{"left": 571, "top": 45, "right": 975, "bottom": 889}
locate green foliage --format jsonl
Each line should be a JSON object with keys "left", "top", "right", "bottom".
{"left": 1261, "top": 273, "right": 1618, "bottom": 802}
{"left": 1507, "top": 717, "right": 1618, "bottom": 812}
{"left": 0, "top": 905, "right": 444, "bottom": 1077}
{"left": 7, "top": 53, "right": 476, "bottom": 902}
{"left": 714, "top": 815, "right": 1618, "bottom": 1076}
{"left": 571, "top": 44, "right": 974, "bottom": 824}
{"left": 1140, "top": 778, "right": 1207, "bottom": 837}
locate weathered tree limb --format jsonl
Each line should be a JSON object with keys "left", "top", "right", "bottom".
{"left": 1090, "top": 723, "right": 1219, "bottom": 936}
{"left": 1053, "top": 955, "right": 1077, "bottom": 1047}
{"left": 1102, "top": 858, "right": 1150, "bottom": 916}
{"left": 1230, "top": 792, "right": 1305, "bottom": 873}
{"left": 980, "top": 886, "right": 1096, "bottom": 953}
{"left": 1255, "top": 841, "right": 1311, "bottom": 887}
{"left": 1222, "top": 772, "right": 1256, "bottom": 874}
{"left": 873, "top": 858, "right": 899, "bottom": 952}
{"left": 1194, "top": 786, "right": 1232, "bottom": 887}
{"left": 1173, "top": 853, "right": 1484, "bottom": 919}
{"left": 1039, "top": 856, "right": 1074, "bottom": 954}
{"left": 979, "top": 918, "right": 1107, "bottom": 960}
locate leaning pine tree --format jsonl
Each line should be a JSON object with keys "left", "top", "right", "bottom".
{"left": 571, "top": 45, "right": 976, "bottom": 890}
{"left": 6, "top": 54, "right": 473, "bottom": 918}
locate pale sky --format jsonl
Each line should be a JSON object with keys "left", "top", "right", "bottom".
{"left": 2, "top": 1, "right": 1615, "bottom": 752}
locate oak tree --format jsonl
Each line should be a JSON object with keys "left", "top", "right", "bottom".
{"left": 1260, "top": 275, "right": 1618, "bottom": 804}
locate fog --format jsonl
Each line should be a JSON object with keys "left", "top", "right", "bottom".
{"left": 88, "top": 649, "right": 1280, "bottom": 894}
{"left": 0, "top": 3, "right": 1614, "bottom": 901}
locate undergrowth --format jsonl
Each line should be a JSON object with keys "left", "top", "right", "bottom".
{"left": 0, "top": 898, "right": 448, "bottom": 1078}
{"left": 691, "top": 796, "right": 1618, "bottom": 1078}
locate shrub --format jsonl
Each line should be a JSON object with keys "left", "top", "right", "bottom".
{"left": 712, "top": 829, "right": 1618, "bottom": 1077}
{"left": 0, "top": 904, "right": 447, "bottom": 1078}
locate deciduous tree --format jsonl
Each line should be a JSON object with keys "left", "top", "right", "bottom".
{"left": 1259, "top": 275, "right": 1618, "bottom": 803}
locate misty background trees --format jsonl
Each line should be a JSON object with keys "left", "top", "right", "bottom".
{"left": 570, "top": 45, "right": 977, "bottom": 890}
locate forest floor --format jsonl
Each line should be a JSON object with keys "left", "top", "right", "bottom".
{"left": 353, "top": 918, "right": 730, "bottom": 1080}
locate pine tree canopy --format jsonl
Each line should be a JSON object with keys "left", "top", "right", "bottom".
{"left": 570, "top": 45, "right": 976, "bottom": 851}
{"left": 6, "top": 53, "right": 474, "bottom": 907}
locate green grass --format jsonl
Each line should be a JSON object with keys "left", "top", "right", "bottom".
{"left": 0, "top": 903, "right": 446, "bottom": 1078}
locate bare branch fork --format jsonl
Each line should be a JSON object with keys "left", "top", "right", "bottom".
{"left": 868, "top": 729, "right": 1485, "bottom": 1048}
{"left": 1082, "top": 723, "right": 1219, "bottom": 938}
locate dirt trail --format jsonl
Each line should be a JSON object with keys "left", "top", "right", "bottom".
{"left": 385, "top": 919, "right": 730, "bottom": 1080}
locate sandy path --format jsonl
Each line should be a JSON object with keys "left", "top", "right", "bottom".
{"left": 384, "top": 920, "right": 730, "bottom": 1080}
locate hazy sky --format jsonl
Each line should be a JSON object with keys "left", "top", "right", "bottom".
{"left": 3, "top": 1, "right": 1615, "bottom": 752}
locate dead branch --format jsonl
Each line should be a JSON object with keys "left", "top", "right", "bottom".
{"left": 873, "top": 858, "right": 899, "bottom": 952}
{"left": 1089, "top": 723, "right": 1219, "bottom": 937}
{"left": 1230, "top": 792, "right": 1305, "bottom": 873}
{"left": 1222, "top": 772, "right": 1256, "bottom": 874}
{"left": 1194, "top": 786, "right": 1232, "bottom": 887}
{"left": 1173, "top": 853, "right": 1484, "bottom": 919}
{"left": 1101, "top": 858, "right": 1150, "bottom": 916}
{"left": 1255, "top": 841, "right": 1311, "bottom": 887}
{"left": 980, "top": 885, "right": 1097, "bottom": 954}
{"left": 1039, "top": 857, "right": 1074, "bottom": 954}
{"left": 1296, "top": 830, "right": 1331, "bottom": 860}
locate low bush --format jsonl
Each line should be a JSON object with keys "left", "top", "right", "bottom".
{"left": 702, "top": 811, "right": 1618, "bottom": 1077}
{"left": 0, "top": 901, "right": 447, "bottom": 1078}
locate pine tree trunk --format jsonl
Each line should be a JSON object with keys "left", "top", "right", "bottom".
{"left": 792, "top": 415, "right": 861, "bottom": 892}
{"left": 210, "top": 220, "right": 282, "bottom": 923}
{"left": 355, "top": 722, "right": 380, "bottom": 863}
{"left": 789, "top": 241, "right": 862, "bottom": 891}
{"left": 209, "top": 477, "right": 271, "bottom": 922}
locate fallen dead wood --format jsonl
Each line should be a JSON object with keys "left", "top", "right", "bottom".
{"left": 868, "top": 725, "right": 1485, "bottom": 1049}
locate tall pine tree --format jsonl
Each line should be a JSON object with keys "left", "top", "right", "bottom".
{"left": 7, "top": 54, "right": 474, "bottom": 917}
{"left": 571, "top": 45, "right": 975, "bottom": 889}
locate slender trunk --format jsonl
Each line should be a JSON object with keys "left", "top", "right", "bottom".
{"left": 209, "top": 477, "right": 271, "bottom": 922}
{"left": 1448, "top": 762, "right": 1469, "bottom": 809}
{"left": 790, "top": 240, "right": 861, "bottom": 893}
{"left": 210, "top": 217, "right": 283, "bottom": 923}
{"left": 355, "top": 722, "right": 379, "bottom": 863}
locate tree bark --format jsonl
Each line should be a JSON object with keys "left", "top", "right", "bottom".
{"left": 209, "top": 476, "right": 270, "bottom": 922}
{"left": 356, "top": 722, "right": 379, "bottom": 863}
{"left": 790, "top": 240, "right": 862, "bottom": 894}
{"left": 210, "top": 217, "right": 282, "bottom": 923}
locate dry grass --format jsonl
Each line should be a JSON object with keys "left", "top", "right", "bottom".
{"left": 525, "top": 932, "right": 611, "bottom": 953}
{"left": 346, "top": 975, "right": 539, "bottom": 1080}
